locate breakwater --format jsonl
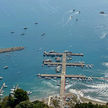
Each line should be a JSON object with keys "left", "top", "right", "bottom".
{"left": 0, "top": 47, "right": 24, "bottom": 53}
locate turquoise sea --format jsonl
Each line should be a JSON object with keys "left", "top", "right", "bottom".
{"left": 0, "top": 0, "right": 108, "bottom": 101}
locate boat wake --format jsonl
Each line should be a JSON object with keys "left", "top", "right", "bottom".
{"left": 100, "top": 32, "right": 108, "bottom": 39}
{"left": 69, "top": 89, "right": 84, "bottom": 97}
{"left": 42, "top": 81, "right": 59, "bottom": 89}
{"left": 63, "top": 9, "right": 80, "bottom": 26}
{"left": 100, "top": 14, "right": 108, "bottom": 17}
{"left": 102, "top": 62, "right": 108, "bottom": 68}
{"left": 69, "top": 88, "right": 106, "bottom": 103}
{"left": 81, "top": 82, "right": 108, "bottom": 101}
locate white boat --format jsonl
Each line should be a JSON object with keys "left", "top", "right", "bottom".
{"left": 55, "top": 57, "right": 61, "bottom": 62}
{"left": 88, "top": 77, "right": 93, "bottom": 81}
{"left": 49, "top": 50, "right": 56, "bottom": 53}
{"left": 3, "top": 66, "right": 8, "bottom": 69}
{"left": 65, "top": 80, "right": 69, "bottom": 85}
{"left": 0, "top": 93, "right": 3, "bottom": 96}
{"left": 67, "top": 57, "right": 72, "bottom": 61}
{"left": 3, "top": 83, "right": 7, "bottom": 88}
{"left": 57, "top": 81, "right": 60, "bottom": 86}
{"left": 27, "top": 91, "right": 32, "bottom": 95}
{"left": 24, "top": 27, "right": 28, "bottom": 30}
{"left": 44, "top": 59, "right": 52, "bottom": 62}
{"left": 10, "top": 84, "right": 19, "bottom": 94}
{"left": 53, "top": 77, "right": 57, "bottom": 79}
{"left": 0, "top": 77, "right": 3, "bottom": 80}
{"left": 10, "top": 90, "right": 14, "bottom": 94}
{"left": 56, "top": 66, "right": 61, "bottom": 72}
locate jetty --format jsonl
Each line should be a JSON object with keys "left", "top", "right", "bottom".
{"left": 0, "top": 47, "right": 24, "bottom": 53}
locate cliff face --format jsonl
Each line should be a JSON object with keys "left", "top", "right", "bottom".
{"left": 0, "top": 47, "right": 24, "bottom": 53}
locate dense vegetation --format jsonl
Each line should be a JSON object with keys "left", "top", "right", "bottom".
{"left": 0, "top": 89, "right": 108, "bottom": 108}
{"left": 74, "top": 102, "right": 108, "bottom": 108}
{"left": 0, "top": 89, "right": 52, "bottom": 108}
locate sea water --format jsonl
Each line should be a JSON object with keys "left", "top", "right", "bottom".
{"left": 0, "top": 0, "right": 108, "bottom": 101}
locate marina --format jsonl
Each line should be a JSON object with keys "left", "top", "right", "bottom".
{"left": 39, "top": 51, "right": 88, "bottom": 108}
{"left": 0, "top": 0, "right": 108, "bottom": 106}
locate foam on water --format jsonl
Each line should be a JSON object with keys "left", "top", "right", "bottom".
{"left": 100, "top": 14, "right": 108, "bottom": 17}
{"left": 85, "top": 96, "right": 106, "bottom": 103}
{"left": 69, "top": 89, "right": 84, "bottom": 97}
{"left": 100, "top": 32, "right": 108, "bottom": 39}
{"left": 69, "top": 89, "right": 106, "bottom": 103}
{"left": 65, "top": 84, "right": 73, "bottom": 90}
{"left": 102, "top": 62, "right": 108, "bottom": 68}
{"left": 42, "top": 81, "right": 59, "bottom": 89}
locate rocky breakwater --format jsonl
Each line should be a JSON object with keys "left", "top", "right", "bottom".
{"left": 0, "top": 47, "right": 24, "bottom": 53}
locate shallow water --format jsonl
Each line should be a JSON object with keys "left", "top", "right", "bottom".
{"left": 0, "top": 0, "right": 108, "bottom": 101}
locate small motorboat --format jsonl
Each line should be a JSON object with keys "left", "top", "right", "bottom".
{"left": 0, "top": 93, "right": 3, "bottom": 96}
{"left": 57, "top": 81, "right": 60, "bottom": 86}
{"left": 67, "top": 57, "right": 72, "bottom": 61}
{"left": 100, "top": 11, "right": 105, "bottom": 14}
{"left": 10, "top": 31, "right": 15, "bottom": 34}
{"left": 43, "top": 59, "right": 52, "bottom": 62}
{"left": 41, "top": 33, "right": 45, "bottom": 36}
{"left": 24, "top": 27, "right": 28, "bottom": 30}
{"left": 88, "top": 77, "right": 93, "bottom": 81}
{"left": 56, "top": 66, "right": 61, "bottom": 72}
{"left": 3, "top": 83, "right": 7, "bottom": 88}
{"left": 10, "top": 84, "right": 19, "bottom": 94}
{"left": 34, "top": 22, "right": 38, "bottom": 24}
{"left": 0, "top": 77, "right": 3, "bottom": 80}
{"left": 65, "top": 80, "right": 69, "bottom": 85}
{"left": 73, "top": 9, "right": 75, "bottom": 12}
{"left": 49, "top": 50, "right": 56, "bottom": 53}
{"left": 21, "top": 33, "right": 25, "bottom": 35}
{"left": 3, "top": 66, "right": 8, "bottom": 69}
{"left": 76, "top": 19, "right": 78, "bottom": 21}
{"left": 53, "top": 77, "right": 57, "bottom": 79}
{"left": 27, "top": 91, "right": 32, "bottom": 95}
{"left": 55, "top": 57, "right": 61, "bottom": 62}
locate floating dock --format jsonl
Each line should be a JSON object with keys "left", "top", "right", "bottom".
{"left": 43, "top": 61, "right": 85, "bottom": 67}
{"left": 0, "top": 47, "right": 24, "bottom": 53}
{"left": 43, "top": 51, "right": 84, "bottom": 57}
{"left": 37, "top": 74, "right": 86, "bottom": 79}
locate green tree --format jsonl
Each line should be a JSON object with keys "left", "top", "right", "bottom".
{"left": 14, "top": 89, "right": 29, "bottom": 105}
{"left": 15, "top": 101, "right": 33, "bottom": 108}
{"left": 7, "top": 94, "right": 15, "bottom": 108}
{"left": 33, "top": 100, "right": 49, "bottom": 108}
{"left": 1, "top": 96, "right": 11, "bottom": 108}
